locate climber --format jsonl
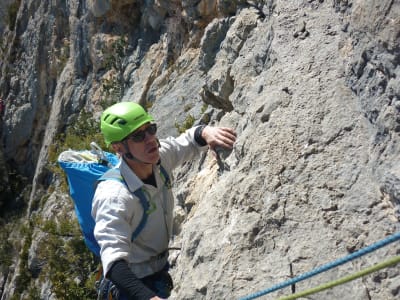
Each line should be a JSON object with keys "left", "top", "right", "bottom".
{"left": 92, "top": 102, "right": 236, "bottom": 299}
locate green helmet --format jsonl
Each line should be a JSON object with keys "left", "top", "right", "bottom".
{"left": 100, "top": 102, "right": 154, "bottom": 145}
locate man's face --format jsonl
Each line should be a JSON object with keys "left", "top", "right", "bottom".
{"left": 125, "top": 123, "right": 160, "bottom": 164}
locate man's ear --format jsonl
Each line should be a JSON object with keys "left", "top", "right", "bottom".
{"left": 111, "top": 142, "right": 124, "bottom": 155}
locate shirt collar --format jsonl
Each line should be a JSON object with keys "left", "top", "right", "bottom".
{"left": 119, "top": 158, "right": 144, "bottom": 192}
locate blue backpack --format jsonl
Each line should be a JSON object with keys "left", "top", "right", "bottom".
{"left": 57, "top": 143, "right": 170, "bottom": 257}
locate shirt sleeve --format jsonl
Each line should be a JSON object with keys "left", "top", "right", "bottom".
{"left": 108, "top": 259, "right": 156, "bottom": 299}
{"left": 159, "top": 126, "right": 208, "bottom": 170}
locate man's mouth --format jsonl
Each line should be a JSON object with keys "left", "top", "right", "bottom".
{"left": 146, "top": 144, "right": 158, "bottom": 154}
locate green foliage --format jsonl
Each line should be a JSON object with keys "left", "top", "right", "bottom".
{"left": 175, "top": 114, "right": 195, "bottom": 134}
{"left": 0, "top": 223, "right": 13, "bottom": 269}
{"left": 4, "top": 206, "right": 99, "bottom": 299}
{"left": 0, "top": 237, "right": 12, "bottom": 266}
{"left": 199, "top": 103, "right": 210, "bottom": 124}
{"left": 27, "top": 286, "right": 41, "bottom": 299}
{"left": 38, "top": 219, "right": 98, "bottom": 299}
{"left": 101, "top": 35, "right": 128, "bottom": 107}
{"left": 49, "top": 110, "right": 105, "bottom": 161}
{"left": 144, "top": 101, "right": 153, "bottom": 110}
{"left": 0, "top": 167, "right": 30, "bottom": 217}
{"left": 14, "top": 223, "right": 33, "bottom": 296}
{"left": 100, "top": 75, "right": 122, "bottom": 108}
{"left": 0, "top": 39, "right": 5, "bottom": 60}
{"left": 47, "top": 110, "right": 106, "bottom": 192}
{"left": 201, "top": 103, "right": 208, "bottom": 114}
{"left": 104, "top": 36, "right": 127, "bottom": 71}
{"left": 67, "top": 110, "right": 103, "bottom": 140}
{"left": 6, "top": 0, "right": 21, "bottom": 31}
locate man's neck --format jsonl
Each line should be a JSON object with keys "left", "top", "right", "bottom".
{"left": 128, "top": 159, "right": 153, "bottom": 180}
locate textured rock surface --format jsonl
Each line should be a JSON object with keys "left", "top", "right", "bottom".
{"left": 0, "top": 0, "right": 399, "bottom": 299}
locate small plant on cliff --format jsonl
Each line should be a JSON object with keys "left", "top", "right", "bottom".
{"left": 0, "top": 167, "right": 30, "bottom": 217}
{"left": 175, "top": 113, "right": 195, "bottom": 134}
{"left": 101, "top": 35, "right": 128, "bottom": 107}
{"left": 49, "top": 110, "right": 105, "bottom": 161}
{"left": 37, "top": 218, "right": 98, "bottom": 299}
{"left": 6, "top": 0, "right": 21, "bottom": 31}
{"left": 48, "top": 110, "right": 106, "bottom": 192}
{"left": 12, "top": 222, "right": 33, "bottom": 298}
{"left": 0, "top": 222, "right": 13, "bottom": 271}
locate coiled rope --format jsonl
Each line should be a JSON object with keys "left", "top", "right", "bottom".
{"left": 239, "top": 231, "right": 400, "bottom": 300}
{"left": 278, "top": 255, "right": 400, "bottom": 300}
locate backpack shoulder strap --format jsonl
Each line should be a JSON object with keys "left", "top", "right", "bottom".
{"left": 131, "top": 188, "right": 150, "bottom": 241}
{"left": 159, "top": 164, "right": 171, "bottom": 189}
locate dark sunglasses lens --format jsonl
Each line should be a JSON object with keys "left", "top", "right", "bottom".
{"left": 148, "top": 124, "right": 157, "bottom": 134}
{"left": 130, "top": 124, "right": 157, "bottom": 142}
{"left": 130, "top": 131, "right": 146, "bottom": 142}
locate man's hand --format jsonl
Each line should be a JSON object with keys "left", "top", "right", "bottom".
{"left": 201, "top": 126, "right": 237, "bottom": 157}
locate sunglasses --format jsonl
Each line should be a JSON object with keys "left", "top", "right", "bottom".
{"left": 127, "top": 123, "right": 157, "bottom": 142}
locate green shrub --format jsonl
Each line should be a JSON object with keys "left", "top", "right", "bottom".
{"left": 175, "top": 114, "right": 195, "bottom": 134}
{"left": 14, "top": 223, "right": 33, "bottom": 296}
{"left": 7, "top": 0, "right": 21, "bottom": 31}
{"left": 101, "top": 35, "right": 127, "bottom": 107}
{"left": 39, "top": 219, "right": 98, "bottom": 299}
{"left": 0, "top": 223, "right": 13, "bottom": 269}
{"left": 47, "top": 110, "right": 107, "bottom": 192}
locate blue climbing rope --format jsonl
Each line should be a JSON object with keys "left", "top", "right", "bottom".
{"left": 239, "top": 231, "right": 400, "bottom": 300}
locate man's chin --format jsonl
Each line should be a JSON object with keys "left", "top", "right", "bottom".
{"left": 147, "top": 152, "right": 160, "bottom": 164}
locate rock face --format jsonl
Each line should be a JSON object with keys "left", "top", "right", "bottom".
{"left": 0, "top": 0, "right": 399, "bottom": 299}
